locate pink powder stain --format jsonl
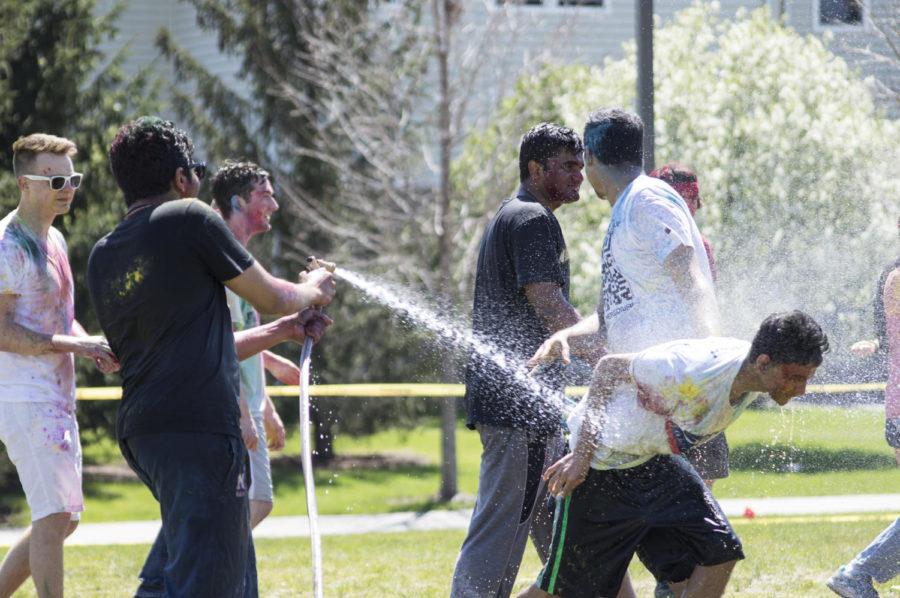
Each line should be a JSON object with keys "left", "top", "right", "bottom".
{"left": 40, "top": 410, "right": 73, "bottom": 454}
{"left": 636, "top": 383, "right": 669, "bottom": 416}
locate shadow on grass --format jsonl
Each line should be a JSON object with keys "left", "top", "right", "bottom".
{"left": 729, "top": 443, "right": 896, "bottom": 473}
{"left": 272, "top": 461, "right": 440, "bottom": 490}
{"left": 83, "top": 479, "right": 133, "bottom": 500}
{"left": 270, "top": 457, "right": 454, "bottom": 513}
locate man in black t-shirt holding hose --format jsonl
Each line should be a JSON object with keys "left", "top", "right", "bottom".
{"left": 87, "top": 117, "right": 335, "bottom": 598}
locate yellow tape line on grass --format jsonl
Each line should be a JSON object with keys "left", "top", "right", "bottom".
{"left": 76, "top": 381, "right": 887, "bottom": 401}
{"left": 730, "top": 512, "right": 899, "bottom": 526}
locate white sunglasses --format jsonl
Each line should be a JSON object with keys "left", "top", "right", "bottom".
{"left": 21, "top": 173, "right": 83, "bottom": 190}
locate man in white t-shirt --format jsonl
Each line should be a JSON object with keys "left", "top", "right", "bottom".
{"left": 519, "top": 311, "right": 829, "bottom": 598}
{"left": 0, "top": 134, "right": 119, "bottom": 598}
{"left": 532, "top": 108, "right": 718, "bottom": 360}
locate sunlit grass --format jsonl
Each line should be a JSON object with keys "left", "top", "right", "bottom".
{"left": 2, "top": 516, "right": 898, "bottom": 596}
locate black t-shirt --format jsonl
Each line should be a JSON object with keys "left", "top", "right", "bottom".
{"left": 464, "top": 186, "right": 570, "bottom": 436}
{"left": 87, "top": 199, "right": 255, "bottom": 441}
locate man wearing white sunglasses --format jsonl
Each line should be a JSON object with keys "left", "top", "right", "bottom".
{"left": 0, "top": 133, "right": 119, "bottom": 598}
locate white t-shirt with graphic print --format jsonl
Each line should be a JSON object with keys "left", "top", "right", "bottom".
{"left": 567, "top": 337, "right": 757, "bottom": 470}
{"left": 600, "top": 175, "right": 714, "bottom": 353}
{"left": 0, "top": 211, "right": 76, "bottom": 409}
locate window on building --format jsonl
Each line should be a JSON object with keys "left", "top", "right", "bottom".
{"left": 818, "top": 0, "right": 864, "bottom": 26}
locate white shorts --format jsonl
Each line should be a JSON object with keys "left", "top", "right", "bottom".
{"left": 0, "top": 402, "right": 83, "bottom": 521}
{"left": 248, "top": 414, "right": 273, "bottom": 503}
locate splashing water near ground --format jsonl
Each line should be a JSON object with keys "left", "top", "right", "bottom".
{"left": 334, "top": 267, "right": 570, "bottom": 420}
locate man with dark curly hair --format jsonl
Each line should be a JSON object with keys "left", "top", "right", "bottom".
{"left": 87, "top": 117, "right": 335, "bottom": 598}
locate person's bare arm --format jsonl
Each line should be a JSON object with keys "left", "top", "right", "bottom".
{"left": 263, "top": 351, "right": 301, "bottom": 386}
{"left": 0, "top": 294, "right": 116, "bottom": 363}
{"left": 71, "top": 319, "right": 120, "bottom": 373}
{"left": 544, "top": 353, "right": 635, "bottom": 497}
{"left": 233, "top": 310, "right": 333, "bottom": 361}
{"left": 524, "top": 282, "right": 581, "bottom": 333}
{"left": 225, "top": 263, "right": 335, "bottom": 316}
{"left": 527, "top": 312, "right": 606, "bottom": 368}
{"left": 262, "top": 394, "right": 286, "bottom": 450}
{"left": 663, "top": 244, "right": 720, "bottom": 337}
{"left": 237, "top": 389, "right": 259, "bottom": 451}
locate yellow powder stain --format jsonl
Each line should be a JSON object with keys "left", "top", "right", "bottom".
{"left": 658, "top": 377, "right": 708, "bottom": 422}
{"left": 115, "top": 259, "right": 148, "bottom": 299}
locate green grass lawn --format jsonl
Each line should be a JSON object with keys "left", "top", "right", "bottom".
{"left": 2, "top": 515, "right": 898, "bottom": 596}
{"left": 0, "top": 404, "right": 893, "bottom": 525}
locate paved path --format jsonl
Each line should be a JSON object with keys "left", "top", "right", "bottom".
{"left": 0, "top": 493, "right": 896, "bottom": 547}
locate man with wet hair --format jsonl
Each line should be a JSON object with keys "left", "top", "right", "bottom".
{"left": 451, "top": 123, "right": 587, "bottom": 597}
{"left": 87, "top": 117, "right": 336, "bottom": 598}
{"left": 521, "top": 311, "right": 829, "bottom": 598}
{"left": 530, "top": 110, "right": 720, "bottom": 596}
{"left": 0, "top": 133, "right": 118, "bottom": 598}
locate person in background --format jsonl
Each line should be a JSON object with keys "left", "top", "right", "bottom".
{"left": 827, "top": 220, "right": 900, "bottom": 598}
{"left": 0, "top": 133, "right": 118, "bottom": 598}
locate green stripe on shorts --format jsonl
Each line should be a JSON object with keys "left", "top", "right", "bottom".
{"left": 547, "top": 494, "right": 572, "bottom": 594}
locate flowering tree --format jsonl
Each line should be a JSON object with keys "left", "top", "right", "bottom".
{"left": 455, "top": 4, "right": 900, "bottom": 353}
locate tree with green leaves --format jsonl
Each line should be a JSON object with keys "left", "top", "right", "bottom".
{"left": 455, "top": 4, "right": 899, "bottom": 367}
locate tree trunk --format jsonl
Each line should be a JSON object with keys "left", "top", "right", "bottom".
{"left": 433, "top": 0, "right": 458, "bottom": 501}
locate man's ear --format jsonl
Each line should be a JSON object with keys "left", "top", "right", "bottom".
{"left": 527, "top": 159, "right": 543, "bottom": 181}
{"left": 755, "top": 354, "right": 771, "bottom": 370}
{"left": 172, "top": 166, "right": 191, "bottom": 197}
{"left": 230, "top": 195, "right": 244, "bottom": 213}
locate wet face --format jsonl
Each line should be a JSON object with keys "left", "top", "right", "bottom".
{"left": 21, "top": 153, "right": 78, "bottom": 216}
{"left": 758, "top": 357, "right": 818, "bottom": 406}
{"left": 244, "top": 179, "right": 278, "bottom": 235}
{"left": 538, "top": 150, "right": 584, "bottom": 205}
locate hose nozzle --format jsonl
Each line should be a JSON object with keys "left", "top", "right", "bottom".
{"left": 306, "top": 255, "right": 336, "bottom": 273}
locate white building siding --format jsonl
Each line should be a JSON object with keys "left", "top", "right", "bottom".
{"left": 98, "top": 0, "right": 897, "bottom": 123}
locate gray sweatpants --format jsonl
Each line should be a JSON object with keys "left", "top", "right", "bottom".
{"left": 451, "top": 424, "right": 564, "bottom": 598}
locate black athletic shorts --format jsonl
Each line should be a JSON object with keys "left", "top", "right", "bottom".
{"left": 683, "top": 432, "right": 729, "bottom": 480}
{"left": 536, "top": 456, "right": 744, "bottom": 598}
{"left": 887, "top": 417, "right": 900, "bottom": 449}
